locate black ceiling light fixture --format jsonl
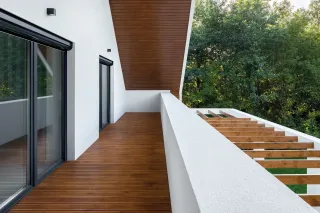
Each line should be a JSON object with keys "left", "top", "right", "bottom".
{"left": 47, "top": 8, "right": 56, "bottom": 16}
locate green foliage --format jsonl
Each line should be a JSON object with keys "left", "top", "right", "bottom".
{"left": 183, "top": 0, "right": 320, "bottom": 138}
{"left": 0, "top": 32, "right": 53, "bottom": 101}
{"left": 267, "top": 168, "right": 307, "bottom": 194}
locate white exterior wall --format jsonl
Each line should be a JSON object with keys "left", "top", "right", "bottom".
{"left": 0, "top": 0, "right": 126, "bottom": 160}
{"left": 126, "top": 90, "right": 170, "bottom": 112}
{"left": 163, "top": 94, "right": 316, "bottom": 213}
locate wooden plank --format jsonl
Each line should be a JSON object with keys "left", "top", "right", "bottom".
{"left": 222, "top": 131, "right": 285, "bottom": 137}
{"left": 245, "top": 150, "right": 320, "bottom": 158}
{"left": 276, "top": 174, "right": 320, "bottom": 184}
{"left": 208, "top": 110, "right": 222, "bottom": 117}
{"left": 211, "top": 123, "right": 265, "bottom": 128}
{"left": 10, "top": 113, "right": 171, "bottom": 212}
{"left": 234, "top": 142, "right": 314, "bottom": 150}
{"left": 216, "top": 127, "right": 275, "bottom": 132}
{"left": 207, "top": 120, "right": 258, "bottom": 124}
{"left": 196, "top": 110, "right": 208, "bottom": 119}
{"left": 257, "top": 160, "right": 320, "bottom": 168}
{"left": 207, "top": 118, "right": 251, "bottom": 121}
{"left": 219, "top": 110, "right": 235, "bottom": 117}
{"left": 299, "top": 195, "right": 320, "bottom": 206}
{"left": 227, "top": 136, "right": 298, "bottom": 142}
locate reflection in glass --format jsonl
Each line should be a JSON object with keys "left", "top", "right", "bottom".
{"left": 37, "top": 44, "right": 62, "bottom": 176}
{"left": 0, "top": 31, "right": 28, "bottom": 205}
{"left": 101, "top": 64, "right": 109, "bottom": 127}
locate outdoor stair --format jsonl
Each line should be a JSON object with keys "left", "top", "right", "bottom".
{"left": 197, "top": 110, "right": 320, "bottom": 207}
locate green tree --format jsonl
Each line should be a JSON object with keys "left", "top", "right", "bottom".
{"left": 183, "top": 0, "right": 320, "bottom": 137}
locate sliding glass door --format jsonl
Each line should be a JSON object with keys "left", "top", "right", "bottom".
{"left": 100, "top": 64, "right": 110, "bottom": 129}
{"left": 0, "top": 31, "right": 29, "bottom": 207}
{"left": 36, "top": 44, "right": 63, "bottom": 178}
{"left": 0, "top": 10, "right": 70, "bottom": 210}
{"left": 99, "top": 56, "right": 113, "bottom": 130}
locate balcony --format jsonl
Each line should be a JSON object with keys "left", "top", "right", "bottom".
{"left": 5, "top": 93, "right": 320, "bottom": 212}
{"left": 9, "top": 113, "right": 171, "bottom": 212}
{"left": 2, "top": 0, "right": 319, "bottom": 212}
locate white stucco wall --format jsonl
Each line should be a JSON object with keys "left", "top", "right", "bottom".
{"left": 161, "top": 99, "right": 200, "bottom": 213}
{"left": 0, "top": 0, "right": 126, "bottom": 160}
{"left": 163, "top": 94, "right": 316, "bottom": 213}
{"left": 126, "top": 90, "right": 170, "bottom": 112}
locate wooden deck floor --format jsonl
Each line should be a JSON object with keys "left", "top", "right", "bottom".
{"left": 10, "top": 113, "right": 171, "bottom": 213}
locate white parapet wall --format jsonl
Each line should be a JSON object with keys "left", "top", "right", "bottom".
{"left": 162, "top": 94, "right": 316, "bottom": 213}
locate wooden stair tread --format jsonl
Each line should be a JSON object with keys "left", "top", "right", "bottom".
{"left": 234, "top": 142, "right": 314, "bottom": 149}
{"left": 208, "top": 110, "right": 222, "bottom": 118}
{"left": 216, "top": 127, "right": 275, "bottom": 132}
{"left": 276, "top": 174, "right": 320, "bottom": 184}
{"left": 223, "top": 131, "right": 285, "bottom": 136}
{"left": 245, "top": 150, "right": 320, "bottom": 158}
{"left": 212, "top": 124, "right": 265, "bottom": 127}
{"left": 227, "top": 136, "right": 298, "bottom": 142}
{"left": 219, "top": 110, "right": 235, "bottom": 117}
{"left": 207, "top": 120, "right": 258, "bottom": 124}
{"left": 257, "top": 160, "right": 320, "bottom": 168}
{"left": 207, "top": 118, "right": 251, "bottom": 121}
{"left": 299, "top": 195, "right": 320, "bottom": 206}
{"left": 196, "top": 110, "right": 208, "bottom": 119}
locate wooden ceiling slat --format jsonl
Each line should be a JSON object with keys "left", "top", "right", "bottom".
{"left": 110, "top": 0, "right": 192, "bottom": 97}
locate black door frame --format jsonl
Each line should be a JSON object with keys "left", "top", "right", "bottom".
{"left": 0, "top": 8, "right": 72, "bottom": 212}
{"left": 99, "top": 56, "right": 113, "bottom": 131}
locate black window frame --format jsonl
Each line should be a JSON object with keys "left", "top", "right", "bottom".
{"left": 99, "top": 56, "right": 113, "bottom": 131}
{"left": 0, "top": 8, "right": 72, "bottom": 213}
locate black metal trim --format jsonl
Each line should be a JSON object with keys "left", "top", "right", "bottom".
{"left": 0, "top": 8, "right": 72, "bottom": 51}
{"left": 30, "top": 43, "right": 38, "bottom": 186}
{"left": 35, "top": 160, "right": 64, "bottom": 185}
{"left": 61, "top": 52, "right": 68, "bottom": 161}
{"left": 99, "top": 64, "right": 103, "bottom": 131}
{"left": 107, "top": 65, "right": 111, "bottom": 125}
{"left": 99, "top": 55, "right": 113, "bottom": 66}
{"left": 99, "top": 62, "right": 112, "bottom": 131}
{"left": 1, "top": 186, "right": 33, "bottom": 213}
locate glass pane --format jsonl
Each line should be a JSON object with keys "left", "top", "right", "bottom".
{"left": 37, "top": 44, "right": 62, "bottom": 177}
{"left": 101, "top": 65, "right": 109, "bottom": 126}
{"left": 0, "top": 31, "right": 28, "bottom": 204}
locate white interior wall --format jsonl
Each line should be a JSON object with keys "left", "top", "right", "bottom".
{"left": 0, "top": 0, "right": 126, "bottom": 160}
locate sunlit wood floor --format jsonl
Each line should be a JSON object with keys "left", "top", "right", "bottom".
{"left": 10, "top": 113, "right": 171, "bottom": 212}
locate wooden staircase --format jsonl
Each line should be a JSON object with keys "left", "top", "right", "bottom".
{"left": 197, "top": 110, "right": 320, "bottom": 207}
